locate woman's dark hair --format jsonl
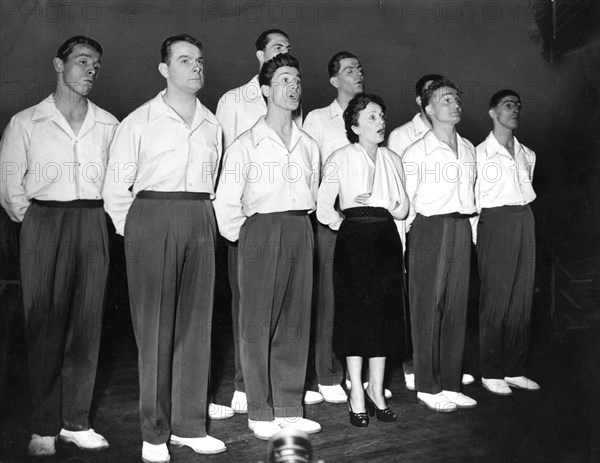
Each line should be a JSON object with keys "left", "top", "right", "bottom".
{"left": 343, "top": 93, "right": 386, "bottom": 144}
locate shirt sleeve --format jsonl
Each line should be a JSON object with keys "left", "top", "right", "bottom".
{"left": 317, "top": 153, "right": 343, "bottom": 230}
{"left": 215, "top": 96, "right": 237, "bottom": 151}
{"left": 310, "top": 141, "right": 321, "bottom": 207}
{"left": 302, "top": 111, "right": 321, "bottom": 146}
{"left": 0, "top": 116, "right": 31, "bottom": 222}
{"left": 387, "top": 128, "right": 404, "bottom": 159}
{"left": 213, "top": 139, "right": 248, "bottom": 242}
{"left": 102, "top": 117, "right": 139, "bottom": 236}
{"left": 389, "top": 152, "right": 409, "bottom": 220}
{"left": 402, "top": 145, "right": 421, "bottom": 230}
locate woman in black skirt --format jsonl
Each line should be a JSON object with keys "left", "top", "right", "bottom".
{"left": 317, "top": 93, "right": 409, "bottom": 427}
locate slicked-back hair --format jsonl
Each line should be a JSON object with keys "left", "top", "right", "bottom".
{"left": 255, "top": 29, "right": 289, "bottom": 51}
{"left": 343, "top": 93, "right": 387, "bottom": 144}
{"left": 420, "top": 77, "right": 461, "bottom": 111}
{"left": 415, "top": 74, "right": 444, "bottom": 97}
{"left": 328, "top": 51, "right": 360, "bottom": 78}
{"left": 489, "top": 89, "right": 521, "bottom": 108}
{"left": 161, "top": 34, "right": 203, "bottom": 64}
{"left": 56, "top": 36, "right": 103, "bottom": 61}
{"left": 258, "top": 53, "right": 300, "bottom": 88}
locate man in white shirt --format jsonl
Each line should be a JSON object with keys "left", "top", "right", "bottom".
{"left": 0, "top": 35, "right": 116, "bottom": 457}
{"left": 215, "top": 29, "right": 317, "bottom": 412}
{"left": 403, "top": 77, "right": 478, "bottom": 413}
{"left": 214, "top": 53, "right": 321, "bottom": 441}
{"left": 388, "top": 74, "right": 475, "bottom": 391}
{"left": 102, "top": 34, "right": 227, "bottom": 462}
{"left": 475, "top": 89, "right": 540, "bottom": 395}
{"left": 303, "top": 51, "right": 362, "bottom": 404}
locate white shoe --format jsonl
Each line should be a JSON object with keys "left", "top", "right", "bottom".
{"left": 27, "top": 434, "right": 56, "bottom": 457}
{"left": 462, "top": 373, "right": 475, "bottom": 385}
{"left": 58, "top": 428, "right": 109, "bottom": 450}
{"left": 142, "top": 442, "right": 170, "bottom": 463}
{"left": 208, "top": 402, "right": 234, "bottom": 420}
{"left": 417, "top": 391, "right": 458, "bottom": 413}
{"left": 442, "top": 390, "right": 478, "bottom": 409}
{"left": 248, "top": 420, "right": 281, "bottom": 440}
{"left": 170, "top": 434, "right": 227, "bottom": 454}
{"left": 231, "top": 390, "right": 248, "bottom": 414}
{"left": 404, "top": 373, "right": 416, "bottom": 391}
{"left": 482, "top": 378, "right": 513, "bottom": 395}
{"left": 274, "top": 417, "right": 322, "bottom": 434}
{"left": 303, "top": 390, "right": 324, "bottom": 405}
{"left": 345, "top": 380, "right": 393, "bottom": 399}
{"left": 504, "top": 376, "right": 541, "bottom": 390}
{"left": 318, "top": 384, "right": 347, "bottom": 403}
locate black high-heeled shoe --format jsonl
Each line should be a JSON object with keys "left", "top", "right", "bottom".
{"left": 365, "top": 393, "right": 397, "bottom": 422}
{"left": 348, "top": 399, "right": 369, "bottom": 427}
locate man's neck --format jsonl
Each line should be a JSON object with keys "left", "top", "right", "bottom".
{"left": 265, "top": 105, "right": 294, "bottom": 149}
{"left": 419, "top": 111, "right": 433, "bottom": 129}
{"left": 53, "top": 85, "right": 88, "bottom": 119}
{"left": 163, "top": 87, "right": 197, "bottom": 126}
{"left": 492, "top": 125, "right": 515, "bottom": 151}
{"left": 432, "top": 123, "right": 458, "bottom": 151}
{"left": 336, "top": 91, "right": 354, "bottom": 112}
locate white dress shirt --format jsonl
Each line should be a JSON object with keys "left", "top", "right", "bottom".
{"left": 102, "top": 90, "right": 222, "bottom": 235}
{"left": 387, "top": 113, "right": 430, "bottom": 158}
{"left": 475, "top": 131, "right": 536, "bottom": 211}
{"left": 0, "top": 94, "right": 118, "bottom": 222}
{"left": 216, "top": 75, "right": 302, "bottom": 150}
{"left": 317, "top": 144, "right": 409, "bottom": 232}
{"left": 303, "top": 100, "right": 350, "bottom": 165}
{"left": 403, "top": 130, "right": 477, "bottom": 230}
{"left": 213, "top": 117, "right": 320, "bottom": 242}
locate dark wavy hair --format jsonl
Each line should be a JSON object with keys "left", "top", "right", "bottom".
{"left": 489, "top": 89, "right": 521, "bottom": 108}
{"left": 160, "top": 34, "right": 203, "bottom": 64}
{"left": 328, "top": 51, "right": 360, "bottom": 78}
{"left": 415, "top": 73, "right": 444, "bottom": 98}
{"left": 343, "top": 93, "right": 387, "bottom": 144}
{"left": 420, "top": 77, "right": 460, "bottom": 112}
{"left": 56, "top": 36, "right": 103, "bottom": 61}
{"left": 258, "top": 53, "right": 300, "bottom": 88}
{"left": 255, "top": 29, "right": 289, "bottom": 51}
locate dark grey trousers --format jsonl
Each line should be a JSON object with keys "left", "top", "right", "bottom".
{"left": 238, "top": 212, "right": 313, "bottom": 421}
{"left": 125, "top": 192, "right": 215, "bottom": 444}
{"left": 408, "top": 214, "right": 471, "bottom": 394}
{"left": 477, "top": 205, "right": 535, "bottom": 379}
{"left": 20, "top": 200, "right": 108, "bottom": 436}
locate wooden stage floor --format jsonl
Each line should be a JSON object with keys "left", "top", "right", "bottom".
{"left": 1, "top": 251, "right": 598, "bottom": 462}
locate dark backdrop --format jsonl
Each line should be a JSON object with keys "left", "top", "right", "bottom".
{"left": 2, "top": 0, "right": 600, "bottom": 259}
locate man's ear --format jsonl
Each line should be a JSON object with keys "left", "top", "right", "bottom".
{"left": 330, "top": 76, "right": 339, "bottom": 89}
{"left": 416, "top": 96, "right": 422, "bottom": 107}
{"left": 256, "top": 50, "right": 265, "bottom": 65}
{"left": 261, "top": 84, "right": 270, "bottom": 99}
{"left": 158, "top": 62, "right": 169, "bottom": 79}
{"left": 488, "top": 108, "right": 497, "bottom": 120}
{"left": 53, "top": 57, "right": 64, "bottom": 73}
